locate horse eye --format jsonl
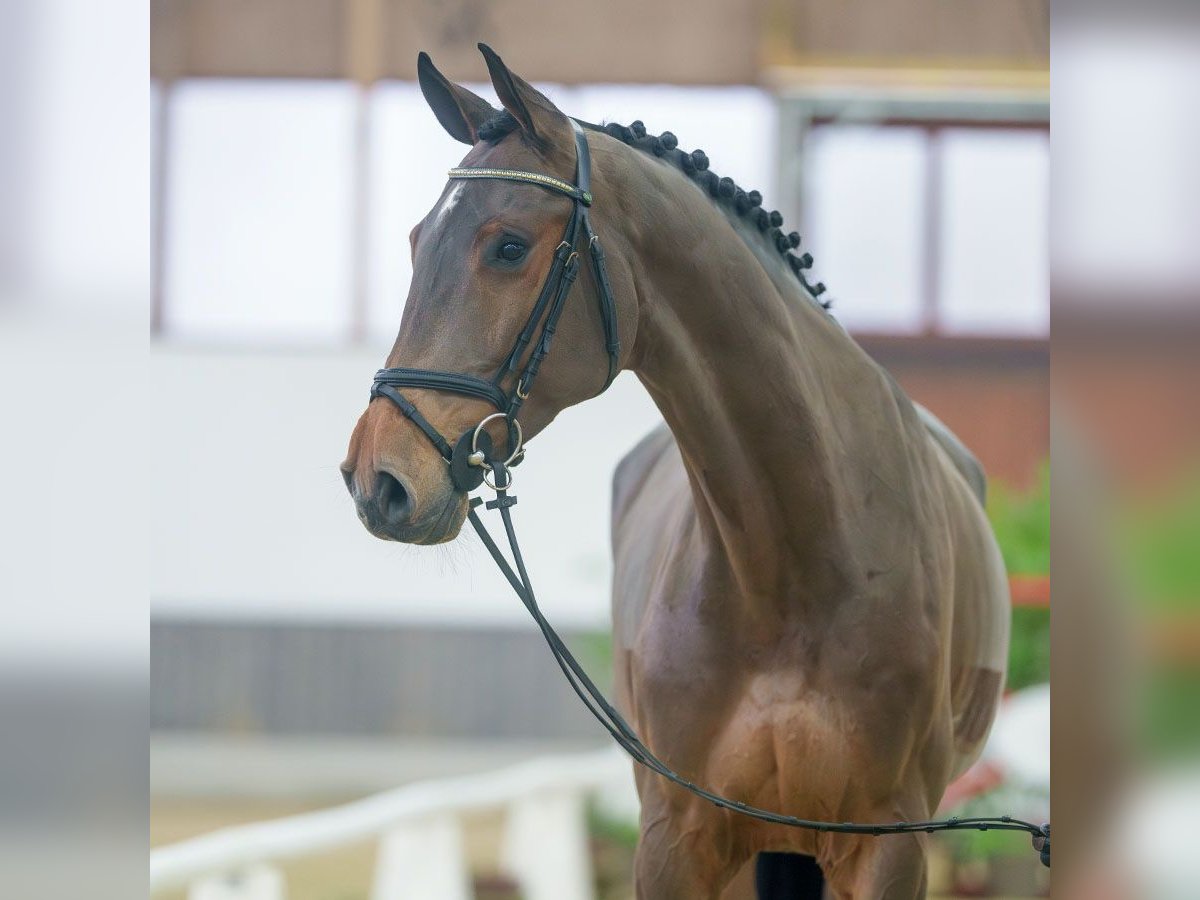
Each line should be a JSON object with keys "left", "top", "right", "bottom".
{"left": 497, "top": 241, "right": 526, "bottom": 262}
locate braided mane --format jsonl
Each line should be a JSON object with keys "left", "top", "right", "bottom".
{"left": 476, "top": 110, "right": 830, "bottom": 309}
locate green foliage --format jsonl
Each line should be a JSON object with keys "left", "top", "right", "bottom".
{"left": 588, "top": 800, "right": 640, "bottom": 849}
{"left": 987, "top": 464, "right": 1050, "bottom": 576}
{"left": 1119, "top": 474, "right": 1200, "bottom": 759}
{"left": 569, "top": 630, "right": 615, "bottom": 684}
{"left": 938, "top": 816, "right": 1031, "bottom": 862}
{"left": 1121, "top": 475, "right": 1200, "bottom": 611}
{"left": 1006, "top": 606, "right": 1050, "bottom": 692}
{"left": 986, "top": 465, "right": 1051, "bottom": 691}
{"left": 1139, "top": 667, "right": 1200, "bottom": 760}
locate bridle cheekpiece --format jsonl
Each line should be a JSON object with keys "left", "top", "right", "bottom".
{"left": 369, "top": 119, "right": 619, "bottom": 493}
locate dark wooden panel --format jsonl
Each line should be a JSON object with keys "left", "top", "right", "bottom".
{"left": 766, "top": 0, "right": 1048, "bottom": 66}
{"left": 152, "top": 0, "right": 761, "bottom": 83}
{"left": 151, "top": 619, "right": 611, "bottom": 740}
{"left": 153, "top": 0, "right": 1049, "bottom": 81}
{"left": 152, "top": 0, "right": 348, "bottom": 79}
{"left": 379, "top": 0, "right": 761, "bottom": 84}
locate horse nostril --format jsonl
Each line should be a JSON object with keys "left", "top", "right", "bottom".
{"left": 341, "top": 466, "right": 355, "bottom": 496}
{"left": 374, "top": 470, "right": 413, "bottom": 525}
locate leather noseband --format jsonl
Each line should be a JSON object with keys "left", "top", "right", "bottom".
{"left": 369, "top": 119, "right": 620, "bottom": 492}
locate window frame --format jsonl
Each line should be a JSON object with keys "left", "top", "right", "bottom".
{"left": 778, "top": 92, "right": 1050, "bottom": 341}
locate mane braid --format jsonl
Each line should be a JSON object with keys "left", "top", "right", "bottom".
{"left": 475, "top": 110, "right": 830, "bottom": 309}
{"left": 589, "top": 119, "right": 830, "bottom": 309}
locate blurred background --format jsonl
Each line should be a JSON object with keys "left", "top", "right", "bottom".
{"left": 4, "top": 0, "right": 1195, "bottom": 898}
{"left": 145, "top": 1, "right": 1054, "bottom": 897}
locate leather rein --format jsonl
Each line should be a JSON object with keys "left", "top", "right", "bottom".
{"left": 368, "top": 120, "right": 1050, "bottom": 867}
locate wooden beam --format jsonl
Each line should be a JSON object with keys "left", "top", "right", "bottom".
{"left": 345, "top": 0, "right": 382, "bottom": 86}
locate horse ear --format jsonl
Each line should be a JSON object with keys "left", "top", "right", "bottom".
{"left": 417, "top": 51, "right": 497, "bottom": 145}
{"left": 477, "top": 43, "right": 571, "bottom": 148}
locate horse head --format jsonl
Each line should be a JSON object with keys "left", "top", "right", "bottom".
{"left": 341, "top": 45, "right": 638, "bottom": 544}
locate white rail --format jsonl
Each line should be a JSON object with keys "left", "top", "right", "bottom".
{"left": 150, "top": 746, "right": 636, "bottom": 900}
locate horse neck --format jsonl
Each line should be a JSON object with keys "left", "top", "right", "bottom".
{"left": 624, "top": 183, "right": 886, "bottom": 607}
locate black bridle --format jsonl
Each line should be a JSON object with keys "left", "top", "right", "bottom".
{"left": 367, "top": 120, "right": 1050, "bottom": 867}
{"left": 370, "top": 119, "right": 619, "bottom": 493}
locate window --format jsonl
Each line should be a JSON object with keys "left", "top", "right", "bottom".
{"left": 805, "top": 126, "right": 927, "bottom": 333}
{"left": 156, "top": 80, "right": 778, "bottom": 346}
{"left": 366, "top": 83, "right": 777, "bottom": 345}
{"left": 572, "top": 85, "right": 777, "bottom": 197}
{"left": 803, "top": 121, "right": 1049, "bottom": 337}
{"left": 163, "top": 80, "right": 356, "bottom": 342}
{"left": 939, "top": 129, "right": 1048, "bottom": 334}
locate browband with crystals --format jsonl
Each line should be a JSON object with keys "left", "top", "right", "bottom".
{"left": 447, "top": 167, "right": 592, "bottom": 206}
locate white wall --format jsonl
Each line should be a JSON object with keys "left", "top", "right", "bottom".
{"left": 150, "top": 346, "right": 662, "bottom": 629}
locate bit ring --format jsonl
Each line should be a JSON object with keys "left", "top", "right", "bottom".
{"left": 472, "top": 412, "right": 524, "bottom": 468}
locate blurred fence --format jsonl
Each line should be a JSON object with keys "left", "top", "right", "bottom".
{"left": 149, "top": 679, "right": 1051, "bottom": 899}
{"left": 150, "top": 746, "right": 635, "bottom": 900}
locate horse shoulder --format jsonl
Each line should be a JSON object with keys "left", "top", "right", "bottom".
{"left": 610, "top": 424, "right": 692, "bottom": 651}
{"left": 903, "top": 403, "right": 1009, "bottom": 775}
{"left": 611, "top": 422, "right": 677, "bottom": 534}
{"left": 914, "top": 402, "right": 987, "bottom": 505}
{"left": 870, "top": 382, "right": 1007, "bottom": 778}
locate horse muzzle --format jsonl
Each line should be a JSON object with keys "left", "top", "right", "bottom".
{"left": 342, "top": 460, "right": 467, "bottom": 545}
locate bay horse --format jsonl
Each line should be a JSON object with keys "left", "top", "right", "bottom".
{"left": 341, "top": 45, "right": 1010, "bottom": 899}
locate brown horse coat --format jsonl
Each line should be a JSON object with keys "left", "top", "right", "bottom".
{"left": 342, "top": 46, "right": 1011, "bottom": 899}
{"left": 612, "top": 410, "right": 1007, "bottom": 896}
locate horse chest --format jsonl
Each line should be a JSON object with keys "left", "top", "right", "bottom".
{"left": 630, "top": 600, "right": 923, "bottom": 811}
{"left": 635, "top": 654, "right": 874, "bottom": 817}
